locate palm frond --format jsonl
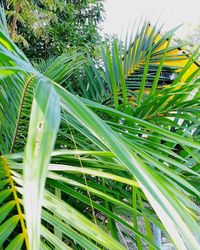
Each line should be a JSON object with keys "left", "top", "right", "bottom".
{"left": 0, "top": 6, "right": 200, "bottom": 250}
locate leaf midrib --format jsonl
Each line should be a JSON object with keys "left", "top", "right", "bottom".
{"left": 10, "top": 75, "right": 35, "bottom": 153}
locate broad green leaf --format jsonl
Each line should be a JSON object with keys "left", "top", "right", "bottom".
{"left": 0, "top": 215, "right": 20, "bottom": 246}
{"left": 5, "top": 233, "right": 24, "bottom": 250}
{"left": 0, "top": 189, "right": 12, "bottom": 203}
{"left": 0, "top": 201, "right": 15, "bottom": 224}
{"left": 23, "top": 78, "right": 60, "bottom": 250}
{"left": 48, "top": 164, "right": 139, "bottom": 187}
{"left": 0, "top": 179, "right": 9, "bottom": 189}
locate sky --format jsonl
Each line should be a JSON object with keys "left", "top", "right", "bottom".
{"left": 102, "top": 0, "right": 200, "bottom": 40}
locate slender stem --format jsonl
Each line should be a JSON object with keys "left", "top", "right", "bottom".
{"left": 10, "top": 4, "right": 21, "bottom": 39}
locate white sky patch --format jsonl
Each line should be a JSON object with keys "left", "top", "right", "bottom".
{"left": 102, "top": 0, "right": 200, "bottom": 40}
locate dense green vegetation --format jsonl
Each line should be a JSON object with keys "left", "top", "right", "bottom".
{"left": 0, "top": 4, "right": 200, "bottom": 250}
{"left": 3, "top": 0, "right": 104, "bottom": 58}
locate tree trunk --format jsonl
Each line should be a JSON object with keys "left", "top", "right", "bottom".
{"left": 10, "top": 4, "right": 21, "bottom": 39}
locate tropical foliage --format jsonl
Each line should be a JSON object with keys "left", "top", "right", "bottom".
{"left": 4, "top": 0, "right": 104, "bottom": 58}
{"left": 0, "top": 6, "right": 200, "bottom": 250}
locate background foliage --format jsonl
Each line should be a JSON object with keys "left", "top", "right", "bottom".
{"left": 3, "top": 0, "right": 104, "bottom": 59}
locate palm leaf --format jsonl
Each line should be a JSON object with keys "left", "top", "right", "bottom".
{"left": 0, "top": 6, "right": 200, "bottom": 250}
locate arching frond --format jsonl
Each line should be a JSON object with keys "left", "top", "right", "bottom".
{"left": 0, "top": 6, "right": 200, "bottom": 250}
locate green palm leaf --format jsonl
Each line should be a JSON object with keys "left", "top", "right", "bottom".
{"left": 0, "top": 6, "right": 200, "bottom": 250}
